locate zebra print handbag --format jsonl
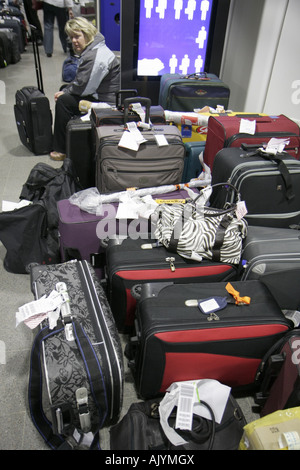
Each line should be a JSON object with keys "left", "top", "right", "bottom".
{"left": 153, "top": 183, "right": 248, "bottom": 265}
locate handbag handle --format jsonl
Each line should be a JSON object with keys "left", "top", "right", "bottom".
{"left": 192, "top": 182, "right": 241, "bottom": 216}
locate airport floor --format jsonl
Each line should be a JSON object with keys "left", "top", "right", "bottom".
{"left": 0, "top": 25, "right": 260, "bottom": 451}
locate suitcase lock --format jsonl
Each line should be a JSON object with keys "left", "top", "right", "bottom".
{"left": 56, "top": 282, "right": 74, "bottom": 342}
{"left": 166, "top": 257, "right": 176, "bottom": 272}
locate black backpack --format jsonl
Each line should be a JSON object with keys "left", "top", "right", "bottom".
{"left": 0, "top": 159, "right": 81, "bottom": 273}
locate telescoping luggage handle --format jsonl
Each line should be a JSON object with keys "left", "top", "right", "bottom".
{"left": 115, "top": 89, "right": 138, "bottom": 109}
{"left": 30, "top": 25, "right": 44, "bottom": 94}
{"left": 123, "top": 96, "right": 151, "bottom": 124}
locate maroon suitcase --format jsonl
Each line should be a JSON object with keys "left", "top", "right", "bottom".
{"left": 203, "top": 114, "right": 300, "bottom": 170}
{"left": 255, "top": 332, "right": 300, "bottom": 417}
{"left": 128, "top": 280, "right": 292, "bottom": 398}
{"left": 106, "top": 237, "right": 239, "bottom": 332}
{"left": 57, "top": 187, "right": 200, "bottom": 279}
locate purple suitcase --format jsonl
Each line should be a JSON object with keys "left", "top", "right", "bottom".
{"left": 57, "top": 188, "right": 200, "bottom": 278}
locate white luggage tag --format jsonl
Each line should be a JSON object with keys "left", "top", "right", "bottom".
{"left": 197, "top": 296, "right": 228, "bottom": 315}
{"left": 185, "top": 296, "right": 228, "bottom": 313}
{"left": 154, "top": 133, "right": 169, "bottom": 146}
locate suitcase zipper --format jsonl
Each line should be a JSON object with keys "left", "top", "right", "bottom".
{"left": 105, "top": 166, "right": 181, "bottom": 177}
{"left": 226, "top": 160, "right": 300, "bottom": 197}
{"left": 111, "top": 261, "right": 234, "bottom": 280}
{"left": 242, "top": 256, "right": 300, "bottom": 280}
{"left": 245, "top": 210, "right": 300, "bottom": 221}
{"left": 76, "top": 261, "right": 123, "bottom": 422}
{"left": 242, "top": 234, "right": 300, "bottom": 253}
{"left": 99, "top": 137, "right": 184, "bottom": 151}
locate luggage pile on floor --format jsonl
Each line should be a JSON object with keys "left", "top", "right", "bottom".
{"left": 0, "top": 2, "right": 27, "bottom": 67}
{"left": 5, "top": 74, "right": 300, "bottom": 450}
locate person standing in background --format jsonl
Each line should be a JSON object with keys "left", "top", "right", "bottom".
{"left": 43, "top": 0, "right": 73, "bottom": 57}
{"left": 22, "top": 0, "right": 44, "bottom": 44}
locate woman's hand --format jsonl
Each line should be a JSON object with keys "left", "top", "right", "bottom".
{"left": 54, "top": 91, "right": 65, "bottom": 101}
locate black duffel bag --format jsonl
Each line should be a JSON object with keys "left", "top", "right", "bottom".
{"left": 110, "top": 394, "right": 246, "bottom": 451}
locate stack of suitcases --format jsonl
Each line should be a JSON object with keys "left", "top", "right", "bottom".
{"left": 0, "top": 3, "right": 27, "bottom": 67}
{"left": 18, "top": 69, "right": 300, "bottom": 450}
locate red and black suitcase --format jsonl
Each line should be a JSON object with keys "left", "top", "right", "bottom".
{"left": 106, "top": 237, "right": 240, "bottom": 332}
{"left": 127, "top": 280, "right": 292, "bottom": 399}
{"left": 203, "top": 114, "right": 300, "bottom": 170}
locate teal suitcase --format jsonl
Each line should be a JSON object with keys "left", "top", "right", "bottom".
{"left": 182, "top": 141, "right": 205, "bottom": 182}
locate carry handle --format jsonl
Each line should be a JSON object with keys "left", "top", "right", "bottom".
{"left": 115, "top": 89, "right": 138, "bottom": 109}
{"left": 241, "top": 143, "right": 267, "bottom": 151}
{"left": 239, "top": 148, "right": 295, "bottom": 201}
{"left": 235, "top": 114, "right": 272, "bottom": 122}
{"left": 193, "top": 182, "right": 241, "bottom": 208}
{"left": 182, "top": 72, "right": 209, "bottom": 80}
{"left": 123, "top": 96, "right": 151, "bottom": 124}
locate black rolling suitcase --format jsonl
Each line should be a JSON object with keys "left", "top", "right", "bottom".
{"left": 127, "top": 280, "right": 292, "bottom": 399}
{"left": 0, "top": 28, "right": 20, "bottom": 64}
{"left": 0, "top": 15, "right": 26, "bottom": 53}
{"left": 14, "top": 27, "right": 53, "bottom": 155}
{"left": 106, "top": 237, "right": 241, "bottom": 332}
{"left": 241, "top": 225, "right": 300, "bottom": 311}
{"left": 66, "top": 118, "right": 94, "bottom": 189}
{"left": 29, "top": 260, "right": 124, "bottom": 449}
{"left": 210, "top": 147, "right": 300, "bottom": 228}
{"left": 0, "top": 29, "right": 11, "bottom": 66}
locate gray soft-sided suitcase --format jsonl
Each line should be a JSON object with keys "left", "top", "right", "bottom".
{"left": 95, "top": 124, "right": 186, "bottom": 192}
{"left": 241, "top": 225, "right": 300, "bottom": 310}
{"left": 210, "top": 147, "right": 300, "bottom": 228}
{"left": 29, "top": 260, "right": 124, "bottom": 449}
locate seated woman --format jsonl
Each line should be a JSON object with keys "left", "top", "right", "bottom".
{"left": 50, "top": 16, "right": 120, "bottom": 161}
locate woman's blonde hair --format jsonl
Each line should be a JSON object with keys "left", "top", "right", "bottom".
{"left": 65, "top": 17, "right": 98, "bottom": 46}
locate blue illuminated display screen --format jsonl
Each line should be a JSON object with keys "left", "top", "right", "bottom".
{"left": 137, "top": 0, "right": 213, "bottom": 77}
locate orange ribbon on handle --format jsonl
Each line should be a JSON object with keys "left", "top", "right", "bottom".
{"left": 226, "top": 283, "right": 251, "bottom": 305}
